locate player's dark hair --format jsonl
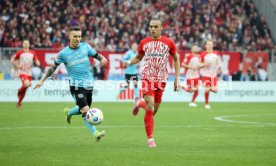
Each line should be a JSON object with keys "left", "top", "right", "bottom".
{"left": 70, "top": 26, "right": 81, "bottom": 32}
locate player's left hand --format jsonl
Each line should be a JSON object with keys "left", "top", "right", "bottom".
{"left": 123, "top": 60, "right": 132, "bottom": 68}
{"left": 174, "top": 78, "right": 181, "bottom": 92}
{"left": 100, "top": 57, "right": 108, "bottom": 67}
{"left": 34, "top": 81, "right": 44, "bottom": 89}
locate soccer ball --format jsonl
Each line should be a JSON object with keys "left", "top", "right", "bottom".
{"left": 86, "top": 108, "right": 104, "bottom": 125}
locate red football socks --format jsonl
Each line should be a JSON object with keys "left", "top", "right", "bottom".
{"left": 18, "top": 86, "right": 27, "bottom": 104}
{"left": 192, "top": 90, "right": 199, "bottom": 102}
{"left": 144, "top": 110, "right": 154, "bottom": 139}
{"left": 204, "top": 92, "right": 209, "bottom": 104}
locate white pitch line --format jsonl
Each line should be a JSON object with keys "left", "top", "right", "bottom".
{"left": 0, "top": 124, "right": 275, "bottom": 130}
{"left": 214, "top": 114, "right": 276, "bottom": 125}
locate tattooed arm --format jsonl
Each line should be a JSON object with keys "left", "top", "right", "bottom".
{"left": 94, "top": 53, "right": 108, "bottom": 67}
{"left": 34, "top": 63, "right": 59, "bottom": 89}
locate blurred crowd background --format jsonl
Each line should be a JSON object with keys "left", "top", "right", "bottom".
{"left": 0, "top": 0, "right": 275, "bottom": 52}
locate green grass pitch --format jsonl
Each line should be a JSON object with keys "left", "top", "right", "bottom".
{"left": 0, "top": 102, "right": 276, "bottom": 166}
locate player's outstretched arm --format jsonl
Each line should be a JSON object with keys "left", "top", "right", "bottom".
{"left": 34, "top": 63, "right": 59, "bottom": 89}
{"left": 123, "top": 54, "right": 143, "bottom": 68}
{"left": 172, "top": 53, "right": 181, "bottom": 91}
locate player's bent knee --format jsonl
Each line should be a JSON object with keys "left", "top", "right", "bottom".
{"left": 191, "top": 87, "right": 198, "bottom": 92}
{"left": 205, "top": 88, "right": 210, "bottom": 93}
{"left": 145, "top": 102, "right": 154, "bottom": 110}
{"left": 24, "top": 82, "right": 31, "bottom": 88}
{"left": 80, "top": 106, "right": 90, "bottom": 114}
{"left": 146, "top": 105, "right": 154, "bottom": 110}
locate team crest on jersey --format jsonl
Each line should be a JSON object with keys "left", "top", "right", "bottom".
{"left": 78, "top": 94, "right": 84, "bottom": 98}
{"left": 145, "top": 87, "right": 149, "bottom": 92}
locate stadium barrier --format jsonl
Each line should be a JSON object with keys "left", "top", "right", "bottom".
{"left": 1, "top": 48, "right": 272, "bottom": 80}
{"left": 0, "top": 80, "right": 276, "bottom": 102}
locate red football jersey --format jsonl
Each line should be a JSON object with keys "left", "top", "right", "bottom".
{"left": 183, "top": 53, "right": 201, "bottom": 79}
{"left": 14, "top": 50, "right": 38, "bottom": 76}
{"left": 138, "top": 36, "right": 176, "bottom": 82}
{"left": 200, "top": 50, "right": 220, "bottom": 77}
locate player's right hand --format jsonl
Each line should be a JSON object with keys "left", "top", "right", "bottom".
{"left": 34, "top": 81, "right": 44, "bottom": 89}
{"left": 123, "top": 61, "right": 129, "bottom": 68}
{"left": 100, "top": 57, "right": 108, "bottom": 67}
{"left": 14, "top": 64, "right": 22, "bottom": 70}
{"left": 174, "top": 78, "right": 181, "bottom": 92}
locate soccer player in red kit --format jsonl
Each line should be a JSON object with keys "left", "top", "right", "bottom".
{"left": 181, "top": 45, "right": 201, "bottom": 107}
{"left": 200, "top": 40, "right": 221, "bottom": 109}
{"left": 11, "top": 39, "right": 40, "bottom": 108}
{"left": 124, "top": 18, "right": 181, "bottom": 148}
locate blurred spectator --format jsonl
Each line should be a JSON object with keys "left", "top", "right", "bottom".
{"left": 106, "top": 39, "right": 116, "bottom": 52}
{"left": 242, "top": 68, "right": 256, "bottom": 81}
{"left": 51, "top": 37, "right": 64, "bottom": 50}
{"left": 0, "top": 24, "right": 5, "bottom": 45}
{"left": 251, "top": 69, "right": 258, "bottom": 81}
{"left": 256, "top": 65, "right": 267, "bottom": 81}
{"left": 232, "top": 70, "right": 242, "bottom": 81}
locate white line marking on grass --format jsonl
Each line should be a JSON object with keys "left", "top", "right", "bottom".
{"left": 214, "top": 114, "right": 276, "bottom": 125}
{"left": 0, "top": 123, "right": 275, "bottom": 130}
